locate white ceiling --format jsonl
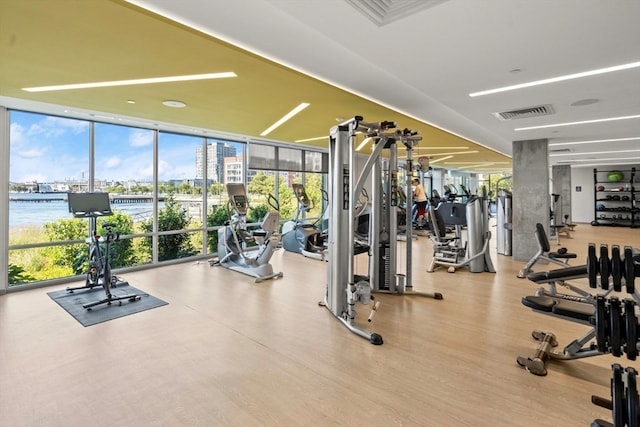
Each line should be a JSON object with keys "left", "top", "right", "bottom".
{"left": 128, "top": 0, "right": 640, "bottom": 168}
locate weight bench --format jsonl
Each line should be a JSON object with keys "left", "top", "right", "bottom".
{"left": 517, "top": 223, "right": 577, "bottom": 278}
{"left": 521, "top": 294, "right": 594, "bottom": 325}
{"left": 518, "top": 243, "right": 640, "bottom": 376}
{"left": 527, "top": 264, "right": 609, "bottom": 304}
{"left": 550, "top": 224, "right": 571, "bottom": 245}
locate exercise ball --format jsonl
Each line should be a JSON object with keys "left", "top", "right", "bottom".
{"left": 607, "top": 170, "right": 624, "bottom": 182}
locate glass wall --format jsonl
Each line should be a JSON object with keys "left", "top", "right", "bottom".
{"left": 5, "top": 109, "right": 326, "bottom": 289}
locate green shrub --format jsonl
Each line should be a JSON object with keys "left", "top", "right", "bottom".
{"left": 141, "top": 195, "right": 197, "bottom": 261}
{"left": 8, "top": 264, "right": 36, "bottom": 284}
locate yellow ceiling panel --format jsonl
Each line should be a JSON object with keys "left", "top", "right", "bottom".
{"left": 0, "top": 0, "right": 511, "bottom": 172}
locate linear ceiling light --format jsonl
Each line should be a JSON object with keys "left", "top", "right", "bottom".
{"left": 356, "top": 137, "right": 373, "bottom": 152}
{"left": 444, "top": 161, "right": 510, "bottom": 164}
{"left": 22, "top": 72, "right": 237, "bottom": 92}
{"left": 295, "top": 135, "right": 328, "bottom": 143}
{"left": 515, "top": 115, "right": 640, "bottom": 131}
{"left": 428, "top": 155, "right": 454, "bottom": 164}
{"left": 550, "top": 149, "right": 640, "bottom": 157}
{"left": 564, "top": 162, "right": 640, "bottom": 168}
{"left": 549, "top": 136, "right": 640, "bottom": 146}
{"left": 260, "top": 103, "right": 310, "bottom": 137}
{"left": 409, "top": 146, "right": 469, "bottom": 150}
{"left": 400, "top": 146, "right": 469, "bottom": 151}
{"left": 557, "top": 156, "right": 640, "bottom": 163}
{"left": 469, "top": 61, "right": 640, "bottom": 97}
{"left": 422, "top": 150, "right": 479, "bottom": 156}
{"left": 456, "top": 163, "right": 495, "bottom": 170}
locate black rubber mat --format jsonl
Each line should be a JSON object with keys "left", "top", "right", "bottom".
{"left": 47, "top": 282, "right": 168, "bottom": 327}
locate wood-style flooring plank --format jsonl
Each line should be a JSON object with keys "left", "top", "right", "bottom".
{"left": 1, "top": 222, "right": 639, "bottom": 426}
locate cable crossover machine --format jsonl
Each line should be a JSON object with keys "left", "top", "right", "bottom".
{"left": 320, "top": 116, "right": 443, "bottom": 345}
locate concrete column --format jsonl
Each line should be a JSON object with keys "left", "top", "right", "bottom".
{"left": 552, "top": 165, "right": 571, "bottom": 224}
{"left": 512, "top": 139, "right": 549, "bottom": 261}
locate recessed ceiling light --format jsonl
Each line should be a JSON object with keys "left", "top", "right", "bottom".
{"left": 127, "top": 100, "right": 136, "bottom": 104}
{"left": 162, "top": 100, "right": 186, "bottom": 108}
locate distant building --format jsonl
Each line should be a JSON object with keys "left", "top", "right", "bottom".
{"left": 196, "top": 142, "right": 237, "bottom": 182}
{"left": 224, "top": 156, "right": 243, "bottom": 183}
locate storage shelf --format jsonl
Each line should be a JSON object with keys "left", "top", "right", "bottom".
{"left": 593, "top": 167, "right": 636, "bottom": 228}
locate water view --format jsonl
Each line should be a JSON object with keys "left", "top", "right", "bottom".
{"left": 9, "top": 193, "right": 156, "bottom": 229}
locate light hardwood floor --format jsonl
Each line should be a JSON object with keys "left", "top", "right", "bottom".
{"left": 1, "top": 223, "right": 639, "bottom": 427}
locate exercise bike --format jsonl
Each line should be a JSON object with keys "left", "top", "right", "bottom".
{"left": 66, "top": 192, "right": 140, "bottom": 310}
{"left": 281, "top": 183, "right": 327, "bottom": 261}
{"left": 209, "top": 183, "right": 283, "bottom": 282}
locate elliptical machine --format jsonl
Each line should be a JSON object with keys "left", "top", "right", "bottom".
{"left": 209, "top": 183, "right": 283, "bottom": 283}
{"left": 281, "top": 183, "right": 327, "bottom": 261}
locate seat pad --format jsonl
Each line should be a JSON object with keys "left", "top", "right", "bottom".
{"left": 527, "top": 265, "right": 587, "bottom": 283}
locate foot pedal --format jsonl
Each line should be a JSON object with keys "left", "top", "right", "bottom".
{"left": 517, "top": 332, "right": 557, "bottom": 376}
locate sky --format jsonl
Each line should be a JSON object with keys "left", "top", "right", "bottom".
{"left": 9, "top": 110, "right": 240, "bottom": 184}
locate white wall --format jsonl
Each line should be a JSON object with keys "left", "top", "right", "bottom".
{"left": 571, "top": 164, "right": 639, "bottom": 224}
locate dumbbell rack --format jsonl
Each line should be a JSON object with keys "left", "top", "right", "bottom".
{"left": 517, "top": 243, "right": 640, "bottom": 376}
{"left": 594, "top": 296, "right": 638, "bottom": 361}
{"left": 592, "top": 364, "right": 639, "bottom": 427}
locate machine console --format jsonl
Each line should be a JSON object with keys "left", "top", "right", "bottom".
{"left": 292, "top": 183, "right": 311, "bottom": 208}
{"left": 226, "top": 183, "right": 249, "bottom": 215}
{"left": 231, "top": 195, "right": 248, "bottom": 215}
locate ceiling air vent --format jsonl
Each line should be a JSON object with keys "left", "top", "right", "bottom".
{"left": 344, "top": 0, "right": 449, "bottom": 26}
{"left": 493, "top": 104, "right": 555, "bottom": 121}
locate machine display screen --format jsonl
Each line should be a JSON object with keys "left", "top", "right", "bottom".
{"left": 233, "top": 195, "right": 247, "bottom": 208}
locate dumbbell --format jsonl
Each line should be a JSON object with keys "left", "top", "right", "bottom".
{"left": 624, "top": 299, "right": 638, "bottom": 361}
{"left": 610, "top": 297, "right": 623, "bottom": 358}
{"left": 601, "top": 244, "right": 611, "bottom": 290}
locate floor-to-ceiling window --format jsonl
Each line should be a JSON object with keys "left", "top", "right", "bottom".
{"left": 8, "top": 111, "right": 90, "bottom": 285}
{"left": 94, "top": 122, "right": 155, "bottom": 267}
{"left": 203, "top": 138, "right": 245, "bottom": 254}
{"left": 247, "top": 143, "right": 327, "bottom": 226}
{"left": 152, "top": 132, "right": 204, "bottom": 261}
